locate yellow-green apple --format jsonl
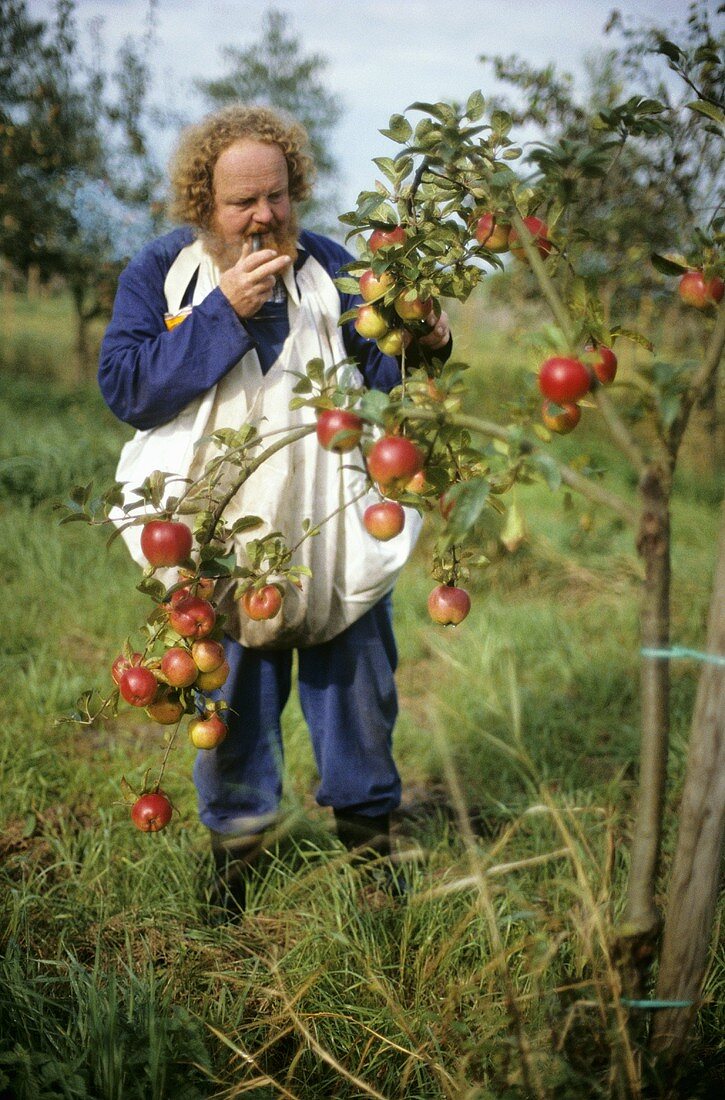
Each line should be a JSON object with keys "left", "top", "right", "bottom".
{"left": 474, "top": 212, "right": 511, "bottom": 252}
{"left": 354, "top": 304, "right": 389, "bottom": 339}
{"left": 376, "top": 328, "right": 412, "bottom": 356}
{"left": 195, "top": 660, "right": 230, "bottom": 692}
{"left": 394, "top": 291, "right": 432, "bottom": 321}
{"left": 541, "top": 400, "right": 581, "bottom": 434}
{"left": 146, "top": 692, "right": 185, "bottom": 725}
{"left": 359, "top": 268, "right": 394, "bottom": 302}
{"left": 188, "top": 712, "right": 227, "bottom": 749}
{"left": 191, "top": 639, "right": 226, "bottom": 673}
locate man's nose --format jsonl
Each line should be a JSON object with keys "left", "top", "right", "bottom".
{"left": 252, "top": 199, "right": 275, "bottom": 224}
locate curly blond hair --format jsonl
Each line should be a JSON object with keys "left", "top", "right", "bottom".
{"left": 168, "top": 105, "right": 315, "bottom": 228}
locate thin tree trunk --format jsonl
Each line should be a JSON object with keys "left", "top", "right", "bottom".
{"left": 624, "top": 466, "right": 672, "bottom": 945}
{"left": 650, "top": 503, "right": 725, "bottom": 1056}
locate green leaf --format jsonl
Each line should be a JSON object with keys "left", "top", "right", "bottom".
{"left": 136, "top": 576, "right": 167, "bottom": 601}
{"left": 656, "top": 40, "right": 684, "bottom": 61}
{"left": 406, "top": 101, "right": 456, "bottom": 124}
{"left": 465, "top": 90, "right": 485, "bottom": 121}
{"left": 685, "top": 100, "right": 725, "bottom": 126}
{"left": 490, "top": 109, "right": 513, "bottom": 136}
{"left": 651, "top": 252, "right": 690, "bottom": 276}
{"left": 230, "top": 515, "right": 264, "bottom": 536}
{"left": 445, "top": 478, "right": 490, "bottom": 537}
{"left": 379, "top": 114, "right": 413, "bottom": 143}
{"left": 334, "top": 275, "right": 362, "bottom": 294}
{"left": 372, "top": 156, "right": 399, "bottom": 183}
{"left": 358, "top": 389, "right": 391, "bottom": 425}
{"left": 306, "top": 358, "right": 324, "bottom": 386}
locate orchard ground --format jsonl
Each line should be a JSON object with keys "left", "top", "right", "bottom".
{"left": 0, "top": 287, "right": 722, "bottom": 1098}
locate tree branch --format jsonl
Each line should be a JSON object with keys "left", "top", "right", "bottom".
{"left": 401, "top": 407, "right": 637, "bottom": 524}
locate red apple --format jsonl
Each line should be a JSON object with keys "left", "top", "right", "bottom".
{"left": 171, "top": 572, "right": 215, "bottom": 605}
{"left": 111, "top": 651, "right": 143, "bottom": 686}
{"left": 369, "top": 226, "right": 406, "bottom": 253}
{"left": 118, "top": 665, "right": 158, "bottom": 707}
{"left": 359, "top": 268, "right": 394, "bottom": 302}
{"left": 191, "top": 639, "right": 226, "bottom": 673}
{"left": 241, "top": 584, "right": 283, "bottom": 621}
{"left": 367, "top": 435, "right": 424, "bottom": 492}
{"left": 427, "top": 584, "right": 471, "bottom": 626}
{"left": 538, "top": 356, "right": 592, "bottom": 404}
{"left": 145, "top": 692, "right": 185, "bottom": 725}
{"left": 188, "top": 712, "right": 227, "bottom": 749}
{"left": 474, "top": 213, "right": 511, "bottom": 252}
{"left": 160, "top": 646, "right": 199, "bottom": 688}
{"left": 354, "top": 304, "right": 389, "bottom": 339}
{"left": 394, "top": 292, "right": 432, "bottom": 321}
{"left": 195, "top": 660, "right": 230, "bottom": 692}
{"left": 140, "top": 520, "right": 193, "bottom": 568}
{"left": 377, "top": 328, "right": 412, "bottom": 357}
{"left": 585, "top": 344, "right": 618, "bottom": 385}
{"left": 541, "top": 400, "right": 581, "bottom": 434}
{"left": 131, "top": 791, "right": 173, "bottom": 832}
{"left": 363, "top": 501, "right": 406, "bottom": 541}
{"left": 678, "top": 270, "right": 725, "bottom": 309}
{"left": 316, "top": 408, "right": 364, "bottom": 453}
{"left": 509, "top": 217, "right": 552, "bottom": 261}
{"left": 167, "top": 595, "right": 216, "bottom": 639}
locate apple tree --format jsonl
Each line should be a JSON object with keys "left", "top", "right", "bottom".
{"left": 59, "top": 19, "right": 722, "bottom": 1071}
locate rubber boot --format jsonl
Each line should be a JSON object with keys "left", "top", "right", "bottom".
{"left": 208, "top": 831, "right": 265, "bottom": 920}
{"left": 333, "top": 810, "right": 406, "bottom": 897}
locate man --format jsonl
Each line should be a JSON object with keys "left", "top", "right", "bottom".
{"left": 99, "top": 105, "right": 451, "bottom": 907}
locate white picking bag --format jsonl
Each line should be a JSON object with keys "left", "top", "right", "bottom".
{"left": 112, "top": 239, "right": 421, "bottom": 649}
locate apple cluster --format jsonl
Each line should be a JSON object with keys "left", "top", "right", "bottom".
{"left": 538, "top": 344, "right": 618, "bottom": 436}
{"left": 114, "top": 519, "right": 291, "bottom": 831}
{"left": 352, "top": 227, "right": 435, "bottom": 356}
{"left": 316, "top": 408, "right": 473, "bottom": 627}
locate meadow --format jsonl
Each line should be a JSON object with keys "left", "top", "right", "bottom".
{"left": 0, "top": 290, "right": 721, "bottom": 1099}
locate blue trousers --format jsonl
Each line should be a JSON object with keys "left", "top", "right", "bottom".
{"left": 192, "top": 595, "right": 402, "bottom": 836}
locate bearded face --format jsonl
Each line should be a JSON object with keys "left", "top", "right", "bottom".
{"left": 202, "top": 139, "right": 299, "bottom": 270}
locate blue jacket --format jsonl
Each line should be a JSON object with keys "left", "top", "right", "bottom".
{"left": 99, "top": 227, "right": 412, "bottom": 431}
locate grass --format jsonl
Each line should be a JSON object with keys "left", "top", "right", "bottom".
{"left": 0, "top": 292, "right": 722, "bottom": 1098}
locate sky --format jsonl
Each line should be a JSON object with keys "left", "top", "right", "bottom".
{"left": 27, "top": 0, "right": 719, "bottom": 218}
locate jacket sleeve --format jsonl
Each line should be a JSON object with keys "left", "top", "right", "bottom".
{"left": 98, "top": 247, "right": 256, "bottom": 431}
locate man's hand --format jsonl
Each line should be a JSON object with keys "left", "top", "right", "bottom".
{"left": 218, "top": 245, "right": 292, "bottom": 318}
{"left": 419, "top": 309, "right": 451, "bottom": 351}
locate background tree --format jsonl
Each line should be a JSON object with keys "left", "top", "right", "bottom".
{"left": 478, "top": 0, "right": 724, "bottom": 322}
{"left": 195, "top": 7, "right": 343, "bottom": 233}
{"left": 0, "top": 0, "right": 163, "bottom": 376}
